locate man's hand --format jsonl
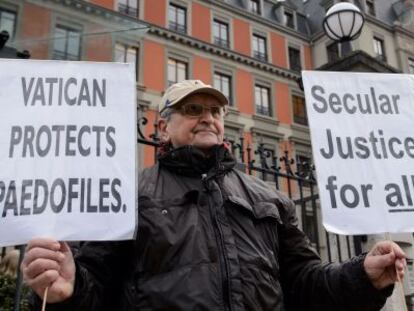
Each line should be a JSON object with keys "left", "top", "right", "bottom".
{"left": 21, "top": 238, "right": 76, "bottom": 303}
{"left": 364, "top": 241, "right": 406, "bottom": 290}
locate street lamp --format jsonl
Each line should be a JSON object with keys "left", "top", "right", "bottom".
{"left": 323, "top": 2, "right": 365, "bottom": 55}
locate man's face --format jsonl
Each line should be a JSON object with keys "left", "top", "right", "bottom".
{"left": 159, "top": 93, "right": 226, "bottom": 151}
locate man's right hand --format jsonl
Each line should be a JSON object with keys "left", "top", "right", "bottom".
{"left": 21, "top": 238, "right": 75, "bottom": 303}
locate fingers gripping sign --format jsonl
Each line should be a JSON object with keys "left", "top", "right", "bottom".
{"left": 364, "top": 241, "right": 406, "bottom": 290}
{"left": 21, "top": 238, "right": 76, "bottom": 304}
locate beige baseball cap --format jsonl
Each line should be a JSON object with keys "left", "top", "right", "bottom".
{"left": 159, "top": 80, "right": 229, "bottom": 113}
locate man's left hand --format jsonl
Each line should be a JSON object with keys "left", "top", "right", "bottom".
{"left": 364, "top": 241, "right": 406, "bottom": 290}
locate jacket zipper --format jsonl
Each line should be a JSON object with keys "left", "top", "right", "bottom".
{"left": 203, "top": 174, "right": 232, "bottom": 311}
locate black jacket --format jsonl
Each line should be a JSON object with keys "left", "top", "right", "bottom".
{"left": 34, "top": 145, "right": 391, "bottom": 310}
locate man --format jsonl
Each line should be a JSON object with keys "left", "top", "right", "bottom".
{"left": 22, "top": 80, "right": 406, "bottom": 310}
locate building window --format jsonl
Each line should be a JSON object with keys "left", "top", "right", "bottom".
{"left": 169, "top": 3, "right": 186, "bottom": 34}
{"left": 255, "top": 84, "right": 270, "bottom": 116}
{"left": 168, "top": 58, "right": 188, "bottom": 86}
{"left": 293, "top": 95, "right": 307, "bottom": 126}
{"left": 213, "top": 19, "right": 229, "bottom": 48}
{"left": 115, "top": 43, "right": 139, "bottom": 80}
{"left": 52, "top": 25, "right": 81, "bottom": 61}
{"left": 373, "top": 36, "right": 386, "bottom": 62}
{"left": 409, "top": 58, "right": 414, "bottom": 74}
{"left": 253, "top": 34, "right": 267, "bottom": 62}
{"left": 327, "top": 42, "right": 340, "bottom": 63}
{"left": 118, "top": 0, "right": 138, "bottom": 17}
{"left": 214, "top": 72, "right": 232, "bottom": 105}
{"left": 288, "top": 47, "right": 302, "bottom": 72}
{"left": 248, "top": 0, "right": 261, "bottom": 14}
{"left": 0, "top": 8, "right": 16, "bottom": 41}
{"left": 284, "top": 11, "right": 295, "bottom": 29}
{"left": 365, "top": 0, "right": 375, "bottom": 16}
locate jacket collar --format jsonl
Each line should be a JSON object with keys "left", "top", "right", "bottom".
{"left": 158, "top": 144, "right": 236, "bottom": 178}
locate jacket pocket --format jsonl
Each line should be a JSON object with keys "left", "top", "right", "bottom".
{"left": 227, "top": 195, "right": 282, "bottom": 224}
{"left": 137, "top": 190, "right": 213, "bottom": 276}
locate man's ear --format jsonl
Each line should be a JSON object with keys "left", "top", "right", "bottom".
{"left": 158, "top": 118, "right": 169, "bottom": 142}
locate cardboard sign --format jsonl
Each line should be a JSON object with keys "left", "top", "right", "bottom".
{"left": 302, "top": 71, "right": 414, "bottom": 234}
{"left": 0, "top": 59, "right": 137, "bottom": 246}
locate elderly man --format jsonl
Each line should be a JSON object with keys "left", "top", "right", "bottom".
{"left": 22, "top": 80, "right": 405, "bottom": 310}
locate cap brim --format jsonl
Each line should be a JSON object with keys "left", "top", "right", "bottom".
{"left": 168, "top": 87, "right": 229, "bottom": 110}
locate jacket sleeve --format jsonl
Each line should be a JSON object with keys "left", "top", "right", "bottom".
{"left": 277, "top": 197, "right": 393, "bottom": 311}
{"left": 30, "top": 240, "right": 132, "bottom": 311}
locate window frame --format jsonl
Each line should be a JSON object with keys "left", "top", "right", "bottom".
{"left": 284, "top": 9, "right": 295, "bottom": 29}
{"left": 213, "top": 71, "right": 233, "bottom": 105}
{"left": 167, "top": 57, "right": 188, "bottom": 86}
{"left": 114, "top": 42, "right": 140, "bottom": 81}
{"left": 254, "top": 84, "right": 271, "bottom": 116}
{"left": 373, "top": 36, "right": 386, "bottom": 62}
{"left": 248, "top": 0, "right": 261, "bottom": 15}
{"left": 0, "top": 7, "right": 17, "bottom": 41}
{"left": 117, "top": 0, "right": 139, "bottom": 18}
{"left": 52, "top": 23, "right": 82, "bottom": 61}
{"left": 252, "top": 33, "right": 268, "bottom": 62}
{"left": 292, "top": 94, "right": 308, "bottom": 126}
{"left": 288, "top": 46, "right": 302, "bottom": 72}
{"left": 408, "top": 57, "right": 414, "bottom": 74}
{"left": 169, "top": 2, "right": 187, "bottom": 34}
{"left": 365, "top": 0, "right": 375, "bottom": 16}
{"left": 213, "top": 18, "right": 230, "bottom": 48}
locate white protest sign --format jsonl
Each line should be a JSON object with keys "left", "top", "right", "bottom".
{"left": 0, "top": 59, "right": 137, "bottom": 246}
{"left": 302, "top": 71, "right": 414, "bottom": 235}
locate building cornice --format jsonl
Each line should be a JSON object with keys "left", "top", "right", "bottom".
{"left": 30, "top": 0, "right": 149, "bottom": 28}
{"left": 198, "top": 0, "right": 309, "bottom": 41}
{"left": 317, "top": 50, "right": 400, "bottom": 73}
{"left": 288, "top": 135, "right": 310, "bottom": 146}
{"left": 149, "top": 26, "right": 301, "bottom": 83}
{"left": 311, "top": 15, "right": 412, "bottom": 43}
{"left": 250, "top": 126, "right": 285, "bottom": 140}
{"left": 393, "top": 24, "right": 414, "bottom": 40}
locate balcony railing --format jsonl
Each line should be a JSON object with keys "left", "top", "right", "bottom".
{"left": 214, "top": 37, "right": 229, "bottom": 48}
{"left": 253, "top": 51, "right": 267, "bottom": 62}
{"left": 256, "top": 105, "right": 270, "bottom": 116}
{"left": 169, "top": 21, "right": 186, "bottom": 34}
{"left": 294, "top": 115, "right": 308, "bottom": 126}
{"left": 118, "top": 3, "right": 138, "bottom": 17}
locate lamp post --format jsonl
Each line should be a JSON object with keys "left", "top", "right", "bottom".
{"left": 322, "top": 2, "right": 365, "bottom": 56}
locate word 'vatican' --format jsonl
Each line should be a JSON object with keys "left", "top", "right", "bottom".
{"left": 21, "top": 77, "right": 107, "bottom": 107}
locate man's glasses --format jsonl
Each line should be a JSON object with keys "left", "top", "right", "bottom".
{"left": 176, "top": 103, "right": 227, "bottom": 118}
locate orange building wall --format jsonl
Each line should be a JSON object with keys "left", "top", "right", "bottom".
{"left": 84, "top": 24, "right": 112, "bottom": 61}
{"left": 143, "top": 109, "right": 158, "bottom": 167}
{"left": 303, "top": 44, "right": 313, "bottom": 70}
{"left": 236, "top": 69, "right": 254, "bottom": 114}
{"left": 271, "top": 32, "right": 287, "bottom": 68}
{"left": 192, "top": 2, "right": 211, "bottom": 42}
{"left": 90, "top": 0, "right": 114, "bottom": 10}
{"left": 193, "top": 56, "right": 212, "bottom": 84}
{"left": 144, "top": 0, "right": 166, "bottom": 27}
{"left": 274, "top": 81, "right": 291, "bottom": 124}
{"left": 20, "top": 3, "right": 51, "bottom": 59}
{"left": 233, "top": 18, "right": 251, "bottom": 56}
{"left": 143, "top": 39, "right": 165, "bottom": 92}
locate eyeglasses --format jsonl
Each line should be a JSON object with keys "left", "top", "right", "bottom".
{"left": 176, "top": 103, "right": 227, "bottom": 118}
